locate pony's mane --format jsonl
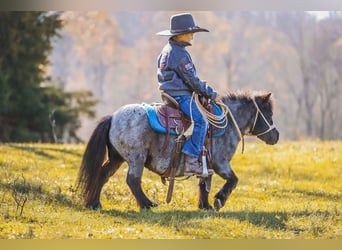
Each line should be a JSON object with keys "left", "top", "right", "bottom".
{"left": 221, "top": 90, "right": 275, "bottom": 111}
{"left": 221, "top": 90, "right": 254, "bottom": 101}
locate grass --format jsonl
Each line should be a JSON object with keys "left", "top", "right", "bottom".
{"left": 0, "top": 141, "right": 341, "bottom": 239}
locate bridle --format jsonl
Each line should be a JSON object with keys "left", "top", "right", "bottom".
{"left": 247, "top": 98, "right": 277, "bottom": 137}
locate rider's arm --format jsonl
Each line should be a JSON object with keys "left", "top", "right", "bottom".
{"left": 174, "top": 55, "right": 217, "bottom": 100}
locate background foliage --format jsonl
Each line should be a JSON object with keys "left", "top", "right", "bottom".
{"left": 50, "top": 11, "right": 342, "bottom": 141}
{"left": 0, "top": 12, "right": 97, "bottom": 143}
{"left": 1, "top": 11, "right": 341, "bottom": 142}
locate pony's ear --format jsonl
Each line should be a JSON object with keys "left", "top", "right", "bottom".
{"left": 262, "top": 92, "right": 272, "bottom": 103}
{"left": 255, "top": 92, "right": 272, "bottom": 106}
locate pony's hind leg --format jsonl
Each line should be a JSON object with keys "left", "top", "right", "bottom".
{"left": 86, "top": 146, "right": 124, "bottom": 210}
{"left": 198, "top": 177, "right": 214, "bottom": 210}
{"left": 126, "top": 158, "right": 158, "bottom": 209}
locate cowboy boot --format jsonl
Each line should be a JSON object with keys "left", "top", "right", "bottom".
{"left": 184, "top": 155, "right": 214, "bottom": 176}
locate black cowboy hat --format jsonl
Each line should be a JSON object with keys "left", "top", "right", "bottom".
{"left": 156, "top": 13, "right": 209, "bottom": 36}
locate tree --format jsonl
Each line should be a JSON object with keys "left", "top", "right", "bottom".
{"left": 221, "top": 11, "right": 342, "bottom": 140}
{"left": 275, "top": 12, "right": 342, "bottom": 139}
{"left": 314, "top": 16, "right": 342, "bottom": 139}
{"left": 42, "top": 84, "right": 98, "bottom": 143}
{"left": 0, "top": 12, "right": 98, "bottom": 142}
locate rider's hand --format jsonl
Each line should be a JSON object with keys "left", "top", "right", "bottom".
{"left": 214, "top": 95, "right": 220, "bottom": 103}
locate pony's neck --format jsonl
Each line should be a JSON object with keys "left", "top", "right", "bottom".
{"left": 223, "top": 98, "right": 256, "bottom": 135}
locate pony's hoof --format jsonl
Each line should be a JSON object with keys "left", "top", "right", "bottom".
{"left": 199, "top": 205, "right": 214, "bottom": 210}
{"left": 151, "top": 202, "right": 158, "bottom": 208}
{"left": 140, "top": 202, "right": 158, "bottom": 210}
{"left": 86, "top": 203, "right": 103, "bottom": 210}
{"left": 214, "top": 198, "right": 222, "bottom": 211}
{"left": 198, "top": 201, "right": 213, "bottom": 210}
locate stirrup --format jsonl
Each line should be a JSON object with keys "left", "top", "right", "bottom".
{"left": 184, "top": 168, "right": 214, "bottom": 177}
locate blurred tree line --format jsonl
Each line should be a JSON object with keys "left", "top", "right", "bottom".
{"left": 0, "top": 12, "right": 98, "bottom": 142}
{"left": 51, "top": 11, "right": 342, "bottom": 141}
{"left": 1, "top": 11, "right": 341, "bottom": 142}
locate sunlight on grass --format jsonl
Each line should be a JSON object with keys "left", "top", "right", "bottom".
{"left": 0, "top": 141, "right": 341, "bottom": 239}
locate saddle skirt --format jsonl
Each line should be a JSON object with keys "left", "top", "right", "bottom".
{"left": 142, "top": 101, "right": 225, "bottom": 138}
{"left": 142, "top": 103, "right": 191, "bottom": 135}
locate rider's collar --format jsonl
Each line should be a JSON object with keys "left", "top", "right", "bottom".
{"left": 169, "top": 38, "right": 192, "bottom": 47}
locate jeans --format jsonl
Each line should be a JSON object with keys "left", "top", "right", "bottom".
{"left": 173, "top": 95, "right": 208, "bottom": 158}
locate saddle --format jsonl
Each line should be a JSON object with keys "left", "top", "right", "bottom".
{"left": 156, "top": 92, "right": 191, "bottom": 153}
{"left": 158, "top": 93, "right": 191, "bottom": 135}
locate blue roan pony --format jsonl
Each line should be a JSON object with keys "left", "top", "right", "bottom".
{"left": 76, "top": 91, "right": 279, "bottom": 211}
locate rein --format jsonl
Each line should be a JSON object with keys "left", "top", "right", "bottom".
{"left": 194, "top": 93, "right": 228, "bottom": 129}
{"left": 183, "top": 92, "right": 231, "bottom": 138}
{"left": 193, "top": 93, "right": 244, "bottom": 153}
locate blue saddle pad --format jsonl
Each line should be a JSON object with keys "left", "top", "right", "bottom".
{"left": 141, "top": 102, "right": 225, "bottom": 137}
{"left": 142, "top": 103, "right": 177, "bottom": 135}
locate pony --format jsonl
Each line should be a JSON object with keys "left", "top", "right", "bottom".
{"left": 76, "top": 91, "right": 279, "bottom": 211}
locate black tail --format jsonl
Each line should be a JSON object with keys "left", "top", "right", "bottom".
{"left": 76, "top": 115, "right": 112, "bottom": 204}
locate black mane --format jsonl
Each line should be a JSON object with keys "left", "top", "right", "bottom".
{"left": 221, "top": 90, "right": 254, "bottom": 102}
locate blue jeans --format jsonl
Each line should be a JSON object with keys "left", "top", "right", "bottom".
{"left": 173, "top": 95, "right": 208, "bottom": 158}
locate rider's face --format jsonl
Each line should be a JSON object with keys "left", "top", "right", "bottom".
{"left": 182, "top": 33, "right": 194, "bottom": 43}
{"left": 174, "top": 33, "right": 194, "bottom": 44}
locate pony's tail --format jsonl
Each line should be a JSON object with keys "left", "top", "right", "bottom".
{"left": 76, "top": 115, "right": 112, "bottom": 205}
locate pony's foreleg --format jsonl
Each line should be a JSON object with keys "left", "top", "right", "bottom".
{"left": 214, "top": 168, "right": 238, "bottom": 211}
{"left": 126, "top": 160, "right": 158, "bottom": 209}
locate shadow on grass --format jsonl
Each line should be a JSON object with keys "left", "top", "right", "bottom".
{"left": 7, "top": 144, "right": 83, "bottom": 160}
{"left": 101, "top": 208, "right": 289, "bottom": 230}
{"left": 1, "top": 177, "right": 338, "bottom": 233}
{"left": 290, "top": 189, "right": 342, "bottom": 201}
{"left": 0, "top": 177, "right": 289, "bottom": 231}
{"left": 0, "top": 178, "right": 81, "bottom": 210}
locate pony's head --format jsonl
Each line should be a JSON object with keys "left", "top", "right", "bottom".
{"left": 249, "top": 92, "right": 279, "bottom": 145}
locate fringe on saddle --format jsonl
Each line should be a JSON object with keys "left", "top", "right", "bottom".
{"left": 157, "top": 92, "right": 191, "bottom": 154}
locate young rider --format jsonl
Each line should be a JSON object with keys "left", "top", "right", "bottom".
{"left": 156, "top": 13, "right": 218, "bottom": 176}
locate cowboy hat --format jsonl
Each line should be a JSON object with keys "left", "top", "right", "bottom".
{"left": 156, "top": 13, "right": 209, "bottom": 36}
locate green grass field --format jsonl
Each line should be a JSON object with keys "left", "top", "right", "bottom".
{"left": 0, "top": 141, "right": 341, "bottom": 239}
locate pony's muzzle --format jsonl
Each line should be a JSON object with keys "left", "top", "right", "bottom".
{"left": 266, "top": 129, "right": 279, "bottom": 145}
